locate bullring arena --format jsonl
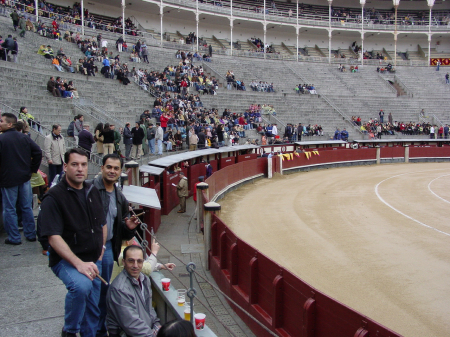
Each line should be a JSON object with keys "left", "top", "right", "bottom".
{"left": 219, "top": 162, "right": 450, "bottom": 337}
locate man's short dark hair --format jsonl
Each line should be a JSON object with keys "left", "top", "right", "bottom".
{"left": 64, "top": 148, "right": 88, "bottom": 164}
{"left": 1, "top": 113, "right": 17, "bottom": 125}
{"left": 102, "top": 153, "right": 122, "bottom": 166}
{"left": 52, "top": 124, "right": 61, "bottom": 131}
{"left": 123, "top": 245, "right": 145, "bottom": 260}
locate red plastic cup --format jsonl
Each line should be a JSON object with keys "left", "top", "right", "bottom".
{"left": 194, "top": 313, "right": 206, "bottom": 330}
{"left": 161, "top": 278, "right": 171, "bottom": 291}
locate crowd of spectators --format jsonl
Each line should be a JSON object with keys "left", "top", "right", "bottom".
{"left": 353, "top": 115, "right": 438, "bottom": 139}
{"left": 295, "top": 84, "right": 317, "bottom": 94}
{"left": 376, "top": 63, "right": 395, "bottom": 73}
{"left": 46, "top": 75, "right": 79, "bottom": 98}
{"left": 8, "top": 0, "right": 140, "bottom": 35}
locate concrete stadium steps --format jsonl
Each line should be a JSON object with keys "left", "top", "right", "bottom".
{"left": 395, "top": 66, "right": 450, "bottom": 98}
{"left": 199, "top": 90, "right": 351, "bottom": 137}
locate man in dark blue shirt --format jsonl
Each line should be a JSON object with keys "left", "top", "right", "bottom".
{"left": 0, "top": 112, "right": 42, "bottom": 245}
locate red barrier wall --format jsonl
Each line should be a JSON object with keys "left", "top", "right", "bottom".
{"left": 380, "top": 146, "right": 404, "bottom": 158}
{"left": 162, "top": 172, "right": 181, "bottom": 215}
{"left": 209, "top": 216, "right": 399, "bottom": 337}
{"left": 237, "top": 153, "right": 258, "bottom": 163}
{"left": 282, "top": 148, "right": 377, "bottom": 170}
{"left": 219, "top": 156, "right": 236, "bottom": 169}
{"left": 205, "top": 158, "right": 266, "bottom": 197}
{"left": 410, "top": 146, "right": 450, "bottom": 158}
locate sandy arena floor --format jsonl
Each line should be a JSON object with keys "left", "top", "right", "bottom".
{"left": 219, "top": 162, "right": 450, "bottom": 337}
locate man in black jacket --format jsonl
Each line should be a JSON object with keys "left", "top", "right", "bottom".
{"left": 39, "top": 148, "right": 107, "bottom": 337}
{"left": 0, "top": 112, "right": 42, "bottom": 245}
{"left": 131, "top": 122, "right": 144, "bottom": 159}
{"left": 88, "top": 154, "right": 139, "bottom": 337}
{"left": 78, "top": 123, "right": 95, "bottom": 157}
{"left": 123, "top": 123, "right": 132, "bottom": 160}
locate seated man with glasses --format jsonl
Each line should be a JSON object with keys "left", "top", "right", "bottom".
{"left": 106, "top": 245, "right": 161, "bottom": 337}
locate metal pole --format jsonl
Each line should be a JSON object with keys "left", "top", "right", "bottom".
{"left": 428, "top": 5, "right": 432, "bottom": 67}
{"left": 263, "top": 0, "right": 266, "bottom": 60}
{"left": 328, "top": 0, "right": 332, "bottom": 64}
{"left": 34, "top": 0, "right": 38, "bottom": 22}
{"left": 230, "top": 22, "right": 233, "bottom": 56}
{"left": 196, "top": 0, "right": 199, "bottom": 52}
{"left": 230, "top": 0, "right": 233, "bottom": 56}
{"left": 296, "top": 0, "right": 298, "bottom": 62}
{"left": 186, "top": 262, "right": 196, "bottom": 324}
{"left": 160, "top": 0, "right": 163, "bottom": 47}
{"left": 122, "top": 0, "right": 125, "bottom": 40}
{"left": 81, "top": 0, "right": 84, "bottom": 36}
{"left": 394, "top": 5, "right": 398, "bottom": 67}
{"left": 361, "top": 4, "right": 364, "bottom": 66}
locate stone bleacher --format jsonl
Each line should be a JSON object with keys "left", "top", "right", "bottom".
{"left": 2, "top": 9, "right": 450, "bottom": 143}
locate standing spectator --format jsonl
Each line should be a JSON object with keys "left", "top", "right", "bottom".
{"left": 188, "top": 128, "right": 198, "bottom": 151}
{"left": 155, "top": 122, "right": 164, "bottom": 156}
{"left": 78, "top": 123, "right": 95, "bottom": 157}
{"left": 44, "top": 124, "right": 66, "bottom": 186}
{"left": 94, "top": 123, "right": 104, "bottom": 156}
{"left": 11, "top": 37, "right": 18, "bottom": 63}
{"left": 10, "top": 10, "right": 19, "bottom": 31}
{"left": 131, "top": 122, "right": 144, "bottom": 159}
{"left": 176, "top": 172, "right": 188, "bottom": 213}
{"left": 444, "top": 124, "right": 449, "bottom": 139}
{"left": 379, "top": 110, "right": 384, "bottom": 123}
{"left": 38, "top": 148, "right": 106, "bottom": 337}
{"left": 141, "top": 45, "right": 149, "bottom": 63}
{"left": 116, "top": 36, "right": 124, "bottom": 53}
{"left": 0, "top": 113, "right": 42, "bottom": 245}
{"left": 430, "top": 125, "right": 435, "bottom": 139}
{"left": 101, "top": 123, "right": 115, "bottom": 155}
{"left": 445, "top": 73, "right": 449, "bottom": 84}
{"left": 436, "top": 60, "right": 441, "bottom": 71}
{"left": 74, "top": 114, "right": 84, "bottom": 145}
{"left": 18, "top": 15, "right": 26, "bottom": 38}
{"left": 388, "top": 112, "right": 393, "bottom": 125}
{"left": 123, "top": 122, "right": 133, "bottom": 159}
{"left": 113, "top": 125, "right": 122, "bottom": 157}
{"left": 147, "top": 123, "right": 156, "bottom": 155}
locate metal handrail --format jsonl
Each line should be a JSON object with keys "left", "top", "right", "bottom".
{"left": 75, "top": 98, "right": 125, "bottom": 128}
{"left": 320, "top": 94, "right": 362, "bottom": 134}
{"left": 376, "top": 72, "right": 398, "bottom": 95}
{"left": 0, "top": 101, "right": 103, "bottom": 170}
{"left": 394, "top": 74, "right": 413, "bottom": 97}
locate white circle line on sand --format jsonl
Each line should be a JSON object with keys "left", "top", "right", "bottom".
{"left": 428, "top": 174, "right": 450, "bottom": 204}
{"left": 375, "top": 170, "right": 450, "bottom": 237}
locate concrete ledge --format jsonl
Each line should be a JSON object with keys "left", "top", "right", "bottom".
{"left": 211, "top": 174, "right": 265, "bottom": 202}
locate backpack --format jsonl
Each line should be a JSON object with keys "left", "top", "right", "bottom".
{"left": 67, "top": 121, "right": 75, "bottom": 137}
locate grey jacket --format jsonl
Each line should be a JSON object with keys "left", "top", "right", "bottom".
{"left": 106, "top": 269, "right": 160, "bottom": 337}
{"left": 155, "top": 126, "right": 163, "bottom": 141}
{"left": 74, "top": 119, "right": 83, "bottom": 136}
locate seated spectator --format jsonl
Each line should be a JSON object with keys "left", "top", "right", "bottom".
{"left": 61, "top": 56, "right": 74, "bottom": 73}
{"left": 106, "top": 246, "right": 161, "bottom": 337}
{"left": 52, "top": 56, "right": 64, "bottom": 72}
